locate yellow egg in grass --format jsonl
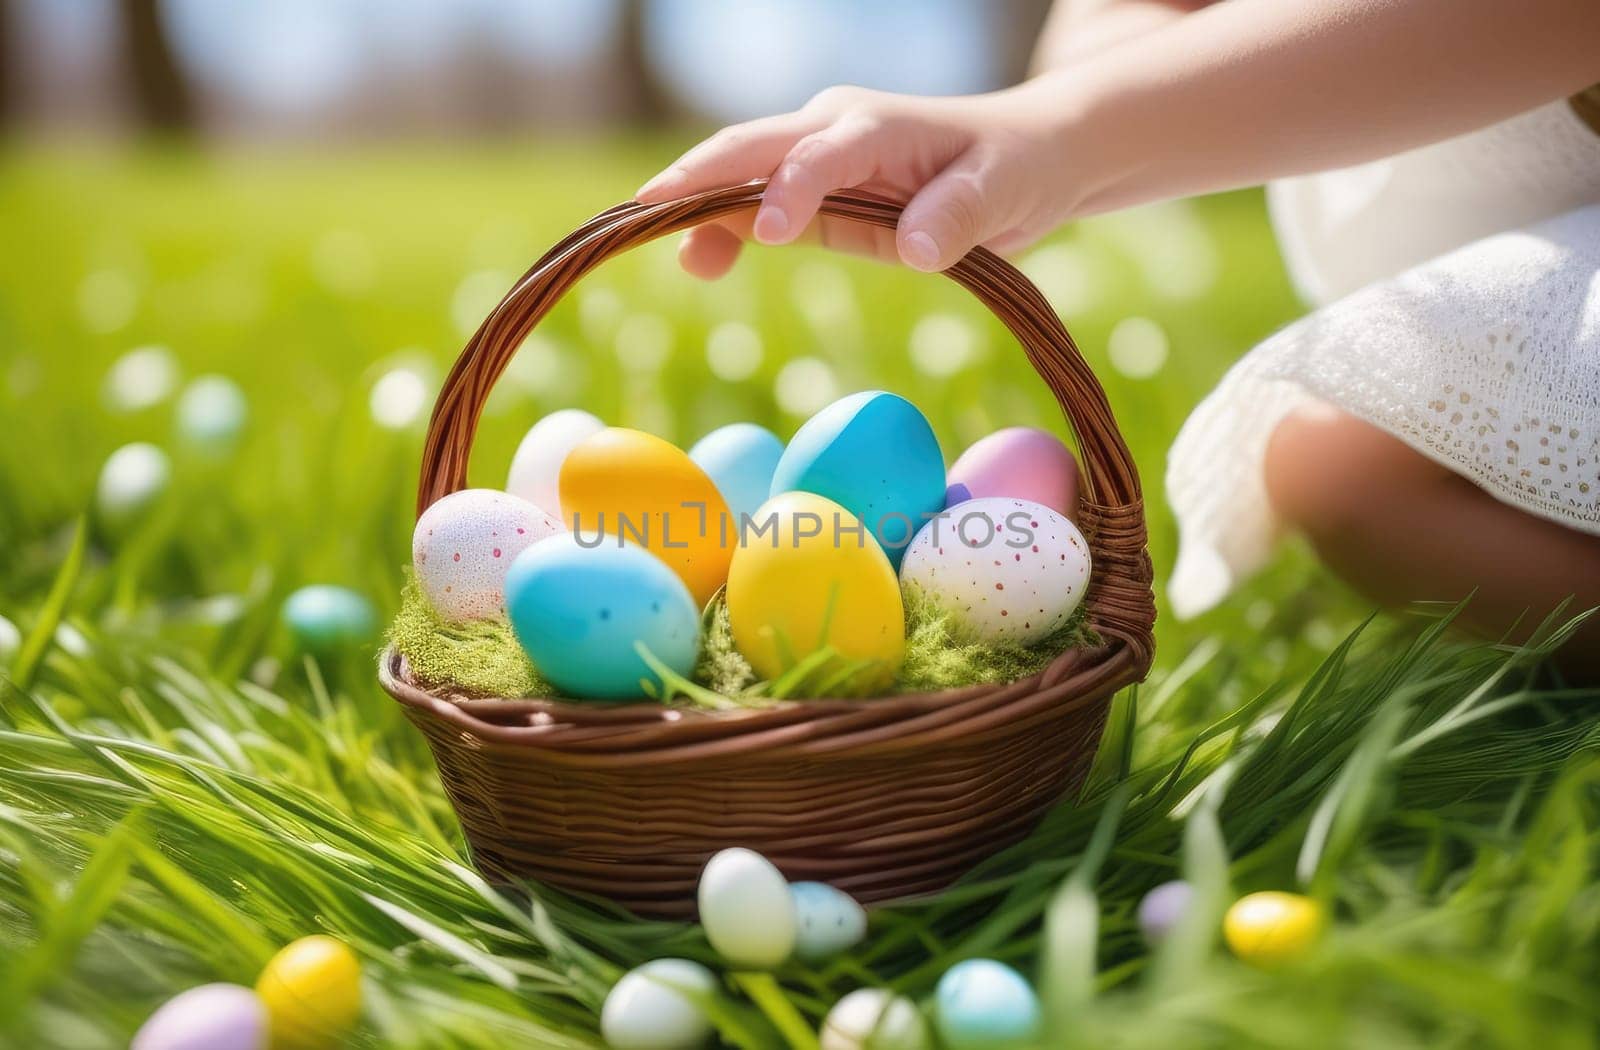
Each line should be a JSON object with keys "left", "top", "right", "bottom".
{"left": 1223, "top": 891, "right": 1325, "bottom": 965}
{"left": 726, "top": 491, "right": 905, "bottom": 689}
{"left": 559, "top": 427, "right": 734, "bottom": 608}
{"left": 255, "top": 935, "right": 361, "bottom": 1048}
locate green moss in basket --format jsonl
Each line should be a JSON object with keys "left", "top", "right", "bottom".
{"left": 387, "top": 572, "right": 550, "bottom": 698}
{"left": 895, "top": 585, "right": 1095, "bottom": 693}
{"left": 389, "top": 572, "right": 1096, "bottom": 706}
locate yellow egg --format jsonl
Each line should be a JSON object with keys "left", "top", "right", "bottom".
{"left": 1223, "top": 891, "right": 1325, "bottom": 965}
{"left": 727, "top": 491, "right": 904, "bottom": 688}
{"left": 560, "top": 428, "right": 733, "bottom": 608}
{"left": 255, "top": 935, "right": 361, "bottom": 1048}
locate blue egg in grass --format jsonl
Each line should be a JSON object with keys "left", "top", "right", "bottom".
{"left": 791, "top": 881, "right": 867, "bottom": 961}
{"left": 769, "top": 391, "right": 945, "bottom": 568}
{"left": 934, "top": 959, "right": 1042, "bottom": 1050}
{"left": 689, "top": 423, "right": 785, "bottom": 526}
{"left": 505, "top": 535, "right": 700, "bottom": 699}
{"left": 282, "top": 585, "right": 377, "bottom": 654}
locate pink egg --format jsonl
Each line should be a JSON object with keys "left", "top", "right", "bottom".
{"left": 946, "top": 428, "right": 1080, "bottom": 521}
{"left": 412, "top": 489, "right": 561, "bottom": 622}
{"left": 131, "top": 983, "right": 266, "bottom": 1050}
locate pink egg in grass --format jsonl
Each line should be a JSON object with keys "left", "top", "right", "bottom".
{"left": 412, "top": 489, "right": 561, "bottom": 622}
{"left": 946, "top": 427, "right": 1080, "bottom": 521}
{"left": 131, "top": 983, "right": 266, "bottom": 1050}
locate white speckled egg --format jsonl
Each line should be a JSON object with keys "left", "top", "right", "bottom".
{"left": 792, "top": 882, "right": 867, "bottom": 961}
{"left": 697, "top": 848, "right": 796, "bottom": 969}
{"left": 899, "top": 497, "right": 1090, "bottom": 646}
{"left": 601, "top": 958, "right": 717, "bottom": 1050}
{"left": 412, "top": 489, "right": 561, "bottom": 622}
{"left": 131, "top": 983, "right": 267, "bottom": 1050}
{"left": 506, "top": 408, "right": 605, "bottom": 519}
{"left": 820, "top": 989, "right": 930, "bottom": 1050}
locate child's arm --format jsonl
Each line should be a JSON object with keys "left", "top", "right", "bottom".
{"left": 639, "top": 0, "right": 1600, "bottom": 276}
{"left": 1032, "top": 0, "right": 1208, "bottom": 69}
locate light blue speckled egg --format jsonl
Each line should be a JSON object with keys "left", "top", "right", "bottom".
{"left": 282, "top": 585, "right": 378, "bottom": 654}
{"left": 934, "top": 959, "right": 1042, "bottom": 1050}
{"left": 505, "top": 535, "right": 700, "bottom": 699}
{"left": 791, "top": 881, "right": 867, "bottom": 961}
{"left": 689, "top": 423, "right": 785, "bottom": 525}
{"left": 769, "top": 392, "right": 944, "bottom": 568}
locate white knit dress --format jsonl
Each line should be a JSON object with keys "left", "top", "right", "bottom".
{"left": 1166, "top": 95, "right": 1600, "bottom": 619}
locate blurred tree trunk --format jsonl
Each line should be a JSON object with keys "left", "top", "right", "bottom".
{"left": 615, "top": 0, "right": 666, "bottom": 125}
{"left": 118, "top": 0, "right": 195, "bottom": 133}
{"left": 999, "top": 0, "right": 1056, "bottom": 84}
{"left": 0, "top": 0, "right": 14, "bottom": 125}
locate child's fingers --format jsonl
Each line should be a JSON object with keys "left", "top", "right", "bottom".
{"left": 897, "top": 151, "right": 1012, "bottom": 272}
{"left": 635, "top": 112, "right": 819, "bottom": 202}
{"left": 678, "top": 225, "right": 744, "bottom": 280}
{"left": 754, "top": 119, "right": 883, "bottom": 246}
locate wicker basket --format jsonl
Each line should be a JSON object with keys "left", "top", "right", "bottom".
{"left": 380, "top": 181, "right": 1156, "bottom": 918}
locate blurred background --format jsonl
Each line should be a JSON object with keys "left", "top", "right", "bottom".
{"left": 4, "top": 0, "right": 1039, "bottom": 136}
{"left": 0, "top": 0, "right": 1343, "bottom": 692}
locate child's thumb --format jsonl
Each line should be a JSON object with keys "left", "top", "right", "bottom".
{"left": 896, "top": 153, "right": 1010, "bottom": 272}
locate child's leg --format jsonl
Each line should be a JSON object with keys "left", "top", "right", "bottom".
{"left": 1262, "top": 401, "right": 1600, "bottom": 677}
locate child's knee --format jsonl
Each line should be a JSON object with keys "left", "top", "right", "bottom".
{"left": 1263, "top": 402, "right": 1422, "bottom": 537}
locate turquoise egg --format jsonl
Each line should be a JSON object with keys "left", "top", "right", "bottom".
{"left": 689, "top": 423, "right": 785, "bottom": 525}
{"left": 791, "top": 881, "right": 867, "bottom": 961}
{"left": 505, "top": 535, "right": 700, "bottom": 699}
{"left": 934, "top": 959, "right": 1041, "bottom": 1050}
{"left": 176, "top": 375, "right": 249, "bottom": 450}
{"left": 769, "top": 391, "right": 944, "bottom": 568}
{"left": 282, "top": 585, "right": 377, "bottom": 654}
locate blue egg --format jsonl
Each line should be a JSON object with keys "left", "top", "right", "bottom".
{"left": 282, "top": 585, "right": 377, "bottom": 654}
{"left": 505, "top": 535, "right": 700, "bottom": 699}
{"left": 934, "top": 959, "right": 1042, "bottom": 1050}
{"left": 689, "top": 423, "right": 786, "bottom": 525}
{"left": 944, "top": 482, "right": 972, "bottom": 508}
{"left": 769, "top": 391, "right": 944, "bottom": 568}
{"left": 791, "top": 881, "right": 867, "bottom": 961}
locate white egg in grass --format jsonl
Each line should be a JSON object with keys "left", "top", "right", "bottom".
{"left": 96, "top": 442, "right": 172, "bottom": 526}
{"left": 820, "top": 989, "right": 930, "bottom": 1050}
{"left": 791, "top": 882, "right": 867, "bottom": 961}
{"left": 899, "top": 497, "right": 1090, "bottom": 646}
{"left": 506, "top": 408, "right": 605, "bottom": 520}
{"left": 601, "top": 958, "right": 717, "bottom": 1050}
{"left": 412, "top": 489, "right": 561, "bottom": 622}
{"left": 697, "top": 848, "right": 797, "bottom": 969}
{"left": 0, "top": 613, "right": 19, "bottom": 663}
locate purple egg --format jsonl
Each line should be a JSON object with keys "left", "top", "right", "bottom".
{"left": 947, "top": 428, "right": 1080, "bottom": 521}
{"left": 943, "top": 482, "right": 973, "bottom": 508}
{"left": 1138, "top": 880, "right": 1196, "bottom": 945}
{"left": 131, "top": 983, "right": 267, "bottom": 1050}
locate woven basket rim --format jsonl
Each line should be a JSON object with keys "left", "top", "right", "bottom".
{"left": 390, "top": 180, "right": 1157, "bottom": 757}
{"left": 380, "top": 637, "right": 1138, "bottom": 765}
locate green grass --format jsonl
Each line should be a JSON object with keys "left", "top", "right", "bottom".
{"left": 1, "top": 142, "right": 1596, "bottom": 1048}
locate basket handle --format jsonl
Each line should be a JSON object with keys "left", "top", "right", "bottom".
{"left": 415, "top": 181, "right": 1154, "bottom": 656}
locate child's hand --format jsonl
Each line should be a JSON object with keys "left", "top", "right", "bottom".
{"left": 635, "top": 83, "right": 1071, "bottom": 278}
